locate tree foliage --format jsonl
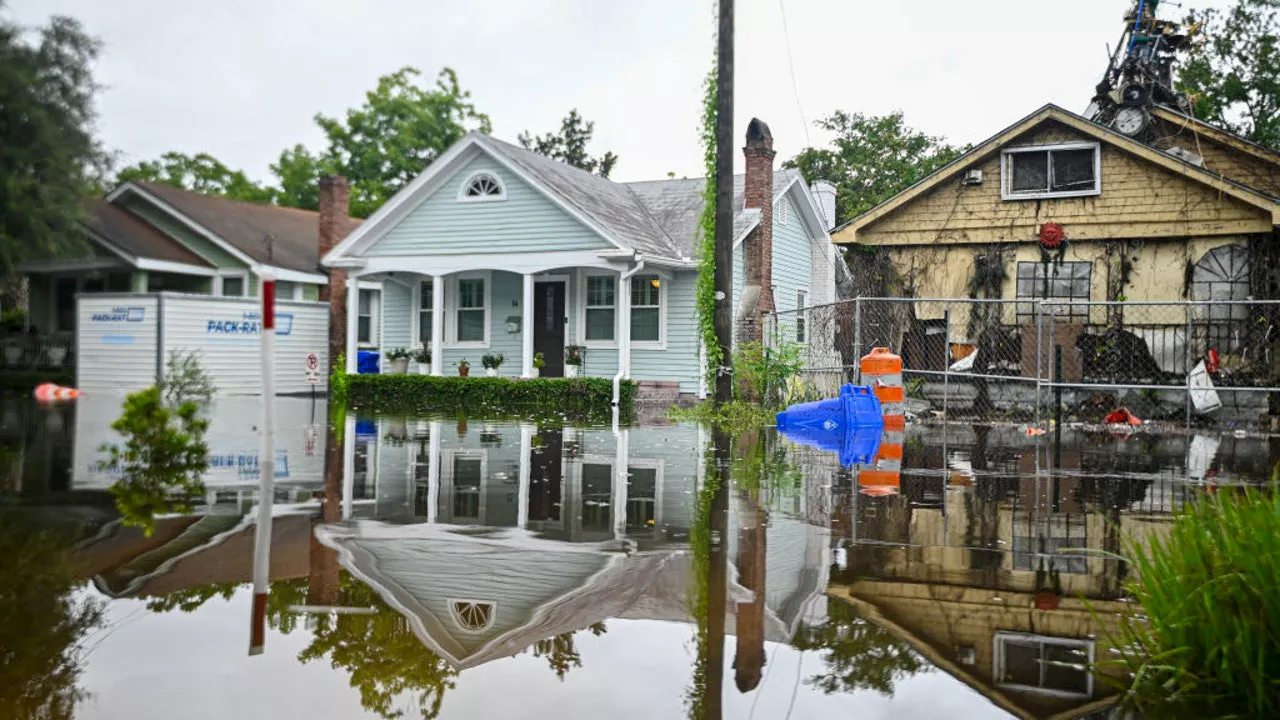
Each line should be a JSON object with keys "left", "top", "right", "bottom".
{"left": 792, "top": 600, "right": 929, "bottom": 696}
{"left": 518, "top": 110, "right": 618, "bottom": 178}
{"left": 273, "top": 67, "right": 491, "bottom": 217}
{"left": 0, "top": 3, "right": 106, "bottom": 275}
{"left": 0, "top": 515, "right": 105, "bottom": 720}
{"left": 115, "top": 151, "right": 275, "bottom": 203}
{"left": 785, "top": 111, "right": 964, "bottom": 226}
{"left": 529, "top": 622, "right": 607, "bottom": 681}
{"left": 1179, "top": 0, "right": 1280, "bottom": 150}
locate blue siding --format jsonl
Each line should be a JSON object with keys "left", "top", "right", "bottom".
{"left": 630, "top": 270, "right": 701, "bottom": 394}
{"left": 382, "top": 281, "right": 413, "bottom": 355}
{"left": 771, "top": 195, "right": 812, "bottom": 313}
{"left": 367, "top": 153, "right": 612, "bottom": 256}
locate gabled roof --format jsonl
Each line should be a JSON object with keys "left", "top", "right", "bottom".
{"left": 836, "top": 104, "right": 1280, "bottom": 242}
{"left": 109, "top": 182, "right": 361, "bottom": 276}
{"left": 1151, "top": 105, "right": 1280, "bottom": 182}
{"left": 325, "top": 133, "right": 831, "bottom": 265}
{"left": 81, "top": 199, "right": 213, "bottom": 269}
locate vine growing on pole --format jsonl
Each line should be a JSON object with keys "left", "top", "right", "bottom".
{"left": 695, "top": 59, "right": 721, "bottom": 393}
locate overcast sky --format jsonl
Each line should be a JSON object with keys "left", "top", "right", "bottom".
{"left": 10, "top": 0, "right": 1233, "bottom": 185}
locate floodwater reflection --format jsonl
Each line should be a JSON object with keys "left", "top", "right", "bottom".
{"left": 2, "top": 392, "right": 1277, "bottom": 718}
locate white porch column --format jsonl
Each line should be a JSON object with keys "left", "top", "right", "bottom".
{"left": 619, "top": 273, "right": 633, "bottom": 379}
{"left": 426, "top": 420, "right": 441, "bottom": 523}
{"left": 345, "top": 277, "right": 359, "bottom": 373}
{"left": 430, "top": 274, "right": 444, "bottom": 376}
{"left": 517, "top": 423, "right": 533, "bottom": 529}
{"left": 521, "top": 273, "right": 535, "bottom": 377}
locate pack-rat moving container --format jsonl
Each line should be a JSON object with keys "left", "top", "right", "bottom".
{"left": 76, "top": 292, "right": 329, "bottom": 395}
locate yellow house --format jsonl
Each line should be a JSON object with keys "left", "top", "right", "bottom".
{"left": 830, "top": 104, "right": 1280, "bottom": 356}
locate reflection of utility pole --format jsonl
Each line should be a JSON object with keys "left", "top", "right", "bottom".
{"left": 704, "top": 428, "right": 731, "bottom": 720}
{"left": 712, "top": 0, "right": 735, "bottom": 406}
{"left": 733, "top": 481, "right": 767, "bottom": 692}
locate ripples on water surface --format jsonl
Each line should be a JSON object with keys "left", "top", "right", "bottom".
{"left": 1, "top": 393, "right": 1275, "bottom": 719}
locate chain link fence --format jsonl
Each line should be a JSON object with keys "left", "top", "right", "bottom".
{"left": 765, "top": 298, "right": 1280, "bottom": 428}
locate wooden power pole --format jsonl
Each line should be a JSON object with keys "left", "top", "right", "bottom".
{"left": 713, "top": 0, "right": 735, "bottom": 407}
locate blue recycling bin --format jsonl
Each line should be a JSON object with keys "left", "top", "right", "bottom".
{"left": 357, "top": 350, "right": 380, "bottom": 374}
{"left": 776, "top": 383, "right": 884, "bottom": 434}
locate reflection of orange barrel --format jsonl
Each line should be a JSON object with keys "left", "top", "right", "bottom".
{"left": 858, "top": 428, "right": 903, "bottom": 496}
{"left": 33, "top": 383, "right": 80, "bottom": 402}
{"left": 861, "top": 348, "right": 905, "bottom": 427}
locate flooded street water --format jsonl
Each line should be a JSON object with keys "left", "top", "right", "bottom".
{"left": 2, "top": 392, "right": 1276, "bottom": 719}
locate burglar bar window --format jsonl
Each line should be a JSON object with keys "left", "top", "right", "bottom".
{"left": 1002, "top": 143, "right": 1100, "bottom": 199}
{"left": 1016, "top": 262, "right": 1091, "bottom": 322}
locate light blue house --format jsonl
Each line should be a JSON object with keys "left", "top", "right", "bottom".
{"left": 321, "top": 118, "right": 841, "bottom": 400}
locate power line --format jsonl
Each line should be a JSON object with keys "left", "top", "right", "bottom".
{"left": 778, "top": 0, "right": 811, "bottom": 148}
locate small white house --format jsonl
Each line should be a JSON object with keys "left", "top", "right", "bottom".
{"left": 321, "top": 118, "right": 842, "bottom": 399}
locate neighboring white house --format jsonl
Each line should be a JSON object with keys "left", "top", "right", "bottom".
{"left": 321, "top": 118, "right": 842, "bottom": 398}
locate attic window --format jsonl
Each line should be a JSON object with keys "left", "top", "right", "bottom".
{"left": 1002, "top": 143, "right": 1100, "bottom": 200}
{"left": 459, "top": 172, "right": 505, "bottom": 202}
{"left": 450, "top": 600, "right": 496, "bottom": 631}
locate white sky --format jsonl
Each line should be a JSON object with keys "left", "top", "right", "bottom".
{"left": 10, "top": 0, "right": 1234, "bottom": 185}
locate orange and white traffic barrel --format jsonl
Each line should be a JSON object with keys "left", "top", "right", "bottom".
{"left": 857, "top": 425, "right": 903, "bottom": 496}
{"left": 860, "top": 347, "right": 905, "bottom": 429}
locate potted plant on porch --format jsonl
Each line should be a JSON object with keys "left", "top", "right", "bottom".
{"left": 411, "top": 346, "right": 431, "bottom": 374}
{"left": 457, "top": 358, "right": 470, "bottom": 377}
{"left": 481, "top": 352, "right": 505, "bottom": 377}
{"left": 385, "top": 347, "right": 410, "bottom": 374}
{"left": 564, "top": 345, "right": 584, "bottom": 378}
{"left": 532, "top": 352, "right": 545, "bottom": 378}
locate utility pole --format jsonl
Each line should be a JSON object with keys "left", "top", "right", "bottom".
{"left": 713, "top": 0, "right": 735, "bottom": 406}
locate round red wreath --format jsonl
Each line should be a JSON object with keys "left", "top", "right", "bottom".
{"left": 1039, "top": 222, "right": 1066, "bottom": 249}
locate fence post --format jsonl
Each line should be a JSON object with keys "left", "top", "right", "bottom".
{"left": 1035, "top": 300, "right": 1044, "bottom": 425}
{"left": 1184, "top": 301, "right": 1193, "bottom": 430}
{"left": 853, "top": 297, "right": 862, "bottom": 384}
{"left": 943, "top": 306, "right": 951, "bottom": 421}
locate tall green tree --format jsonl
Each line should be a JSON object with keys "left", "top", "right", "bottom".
{"left": 0, "top": 3, "right": 106, "bottom": 275}
{"left": 792, "top": 600, "right": 929, "bottom": 696}
{"left": 115, "top": 151, "right": 275, "bottom": 203}
{"left": 519, "top": 110, "right": 619, "bottom": 178}
{"left": 273, "top": 67, "right": 490, "bottom": 217}
{"left": 1179, "top": 0, "right": 1280, "bottom": 150}
{"left": 784, "top": 111, "right": 964, "bottom": 226}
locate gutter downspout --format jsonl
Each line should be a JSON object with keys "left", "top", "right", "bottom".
{"left": 612, "top": 259, "right": 646, "bottom": 406}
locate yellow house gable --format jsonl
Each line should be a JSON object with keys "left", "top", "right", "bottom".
{"left": 1150, "top": 107, "right": 1280, "bottom": 199}
{"left": 835, "top": 106, "right": 1278, "bottom": 248}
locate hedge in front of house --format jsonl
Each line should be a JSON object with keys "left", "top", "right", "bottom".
{"left": 344, "top": 375, "right": 635, "bottom": 417}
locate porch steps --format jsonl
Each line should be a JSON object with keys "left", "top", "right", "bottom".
{"left": 635, "top": 381, "right": 685, "bottom": 407}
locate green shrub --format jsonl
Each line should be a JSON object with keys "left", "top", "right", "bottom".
{"left": 734, "top": 341, "right": 803, "bottom": 408}
{"left": 345, "top": 375, "right": 634, "bottom": 423}
{"left": 0, "top": 306, "right": 25, "bottom": 332}
{"left": 1112, "top": 488, "right": 1280, "bottom": 717}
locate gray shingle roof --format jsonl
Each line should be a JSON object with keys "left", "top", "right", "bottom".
{"left": 474, "top": 132, "right": 803, "bottom": 261}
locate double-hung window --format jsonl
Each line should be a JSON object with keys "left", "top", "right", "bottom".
{"left": 631, "top": 275, "right": 662, "bottom": 344}
{"left": 456, "top": 277, "right": 486, "bottom": 344}
{"left": 418, "top": 279, "right": 434, "bottom": 345}
{"left": 357, "top": 289, "right": 379, "bottom": 345}
{"left": 994, "top": 632, "right": 1094, "bottom": 697}
{"left": 1002, "top": 143, "right": 1100, "bottom": 200}
{"left": 221, "top": 276, "right": 245, "bottom": 297}
{"left": 584, "top": 275, "right": 617, "bottom": 343}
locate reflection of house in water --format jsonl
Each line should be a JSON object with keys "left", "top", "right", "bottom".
{"left": 784, "top": 423, "right": 1252, "bottom": 720}
{"left": 319, "top": 419, "right": 832, "bottom": 671}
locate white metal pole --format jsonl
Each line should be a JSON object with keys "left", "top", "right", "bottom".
{"left": 517, "top": 423, "right": 533, "bottom": 529}
{"left": 250, "top": 269, "right": 277, "bottom": 655}
{"left": 522, "top": 273, "right": 535, "bottom": 377}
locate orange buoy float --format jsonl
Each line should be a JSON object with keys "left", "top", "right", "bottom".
{"left": 33, "top": 383, "right": 81, "bottom": 402}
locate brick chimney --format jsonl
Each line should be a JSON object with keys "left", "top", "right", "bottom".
{"left": 318, "top": 175, "right": 351, "bottom": 373}
{"left": 738, "top": 118, "right": 776, "bottom": 344}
